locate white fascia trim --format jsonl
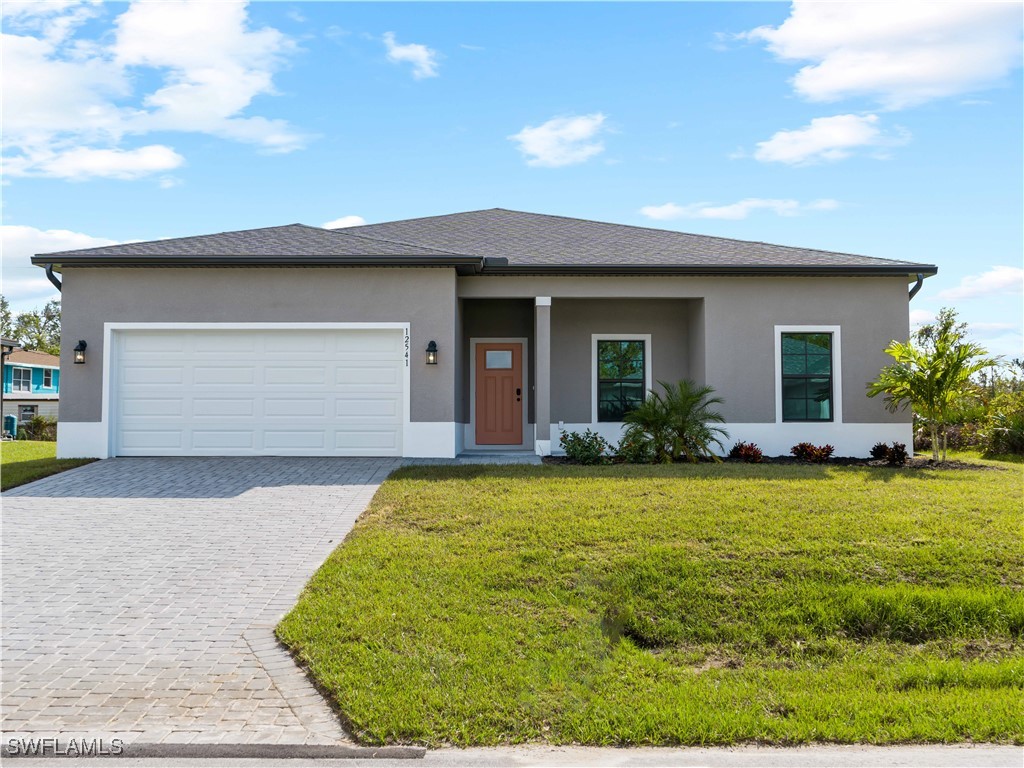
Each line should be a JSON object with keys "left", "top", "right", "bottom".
{"left": 591, "top": 333, "right": 653, "bottom": 425}
{"left": 774, "top": 325, "right": 842, "bottom": 425}
{"left": 102, "top": 322, "right": 412, "bottom": 459}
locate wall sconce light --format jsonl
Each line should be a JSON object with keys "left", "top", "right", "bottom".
{"left": 425, "top": 340, "right": 438, "bottom": 365}
{"left": 73, "top": 340, "right": 87, "bottom": 364}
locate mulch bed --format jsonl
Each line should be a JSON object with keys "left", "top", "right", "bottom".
{"left": 543, "top": 456, "right": 1006, "bottom": 471}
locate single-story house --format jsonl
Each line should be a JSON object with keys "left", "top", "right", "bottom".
{"left": 32, "top": 209, "right": 936, "bottom": 459}
{"left": 2, "top": 347, "right": 61, "bottom": 427}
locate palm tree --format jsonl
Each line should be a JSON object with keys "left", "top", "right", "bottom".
{"left": 868, "top": 308, "right": 995, "bottom": 461}
{"left": 622, "top": 380, "right": 728, "bottom": 463}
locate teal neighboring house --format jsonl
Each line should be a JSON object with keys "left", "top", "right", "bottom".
{"left": 2, "top": 347, "right": 61, "bottom": 427}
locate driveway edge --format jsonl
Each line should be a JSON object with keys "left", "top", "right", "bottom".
{"left": 2, "top": 743, "right": 425, "bottom": 759}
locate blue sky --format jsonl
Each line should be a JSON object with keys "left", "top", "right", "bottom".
{"left": 3, "top": 1, "right": 1022, "bottom": 357}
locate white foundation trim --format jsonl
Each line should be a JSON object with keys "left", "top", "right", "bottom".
{"left": 551, "top": 421, "right": 912, "bottom": 459}
{"left": 404, "top": 422, "right": 458, "bottom": 458}
{"left": 774, "top": 325, "right": 842, "bottom": 425}
{"left": 534, "top": 439, "right": 552, "bottom": 456}
{"left": 467, "top": 337, "right": 531, "bottom": 451}
{"left": 94, "top": 322, "right": 413, "bottom": 459}
{"left": 56, "top": 421, "right": 109, "bottom": 459}
{"left": 591, "top": 334, "right": 653, "bottom": 425}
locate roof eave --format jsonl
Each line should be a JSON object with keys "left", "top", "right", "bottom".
{"left": 31, "top": 254, "right": 486, "bottom": 270}
{"left": 478, "top": 263, "right": 939, "bottom": 277}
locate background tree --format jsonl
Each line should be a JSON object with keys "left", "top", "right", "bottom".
{"left": 0, "top": 296, "right": 62, "bottom": 355}
{"left": 868, "top": 308, "right": 996, "bottom": 461}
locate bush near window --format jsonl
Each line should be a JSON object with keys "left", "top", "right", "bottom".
{"left": 559, "top": 429, "right": 611, "bottom": 465}
{"left": 621, "top": 380, "right": 727, "bottom": 464}
{"left": 17, "top": 415, "right": 56, "bottom": 442}
{"left": 791, "top": 442, "right": 834, "bottom": 463}
{"left": 728, "top": 441, "right": 763, "bottom": 463}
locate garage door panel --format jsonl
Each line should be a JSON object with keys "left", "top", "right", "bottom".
{"left": 114, "top": 329, "right": 404, "bottom": 456}
{"left": 192, "top": 431, "right": 255, "bottom": 449}
{"left": 122, "top": 398, "right": 183, "bottom": 417}
{"left": 194, "top": 366, "right": 255, "bottom": 385}
{"left": 192, "top": 398, "right": 255, "bottom": 417}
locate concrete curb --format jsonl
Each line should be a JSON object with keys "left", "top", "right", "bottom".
{"left": 2, "top": 742, "right": 426, "bottom": 759}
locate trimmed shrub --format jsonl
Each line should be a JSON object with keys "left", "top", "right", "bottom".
{"left": 870, "top": 442, "right": 890, "bottom": 460}
{"left": 791, "top": 442, "right": 834, "bottom": 463}
{"left": 728, "top": 441, "right": 763, "bottom": 463}
{"left": 616, "top": 435, "right": 655, "bottom": 465}
{"left": 559, "top": 429, "right": 611, "bottom": 465}
{"left": 886, "top": 442, "right": 909, "bottom": 466}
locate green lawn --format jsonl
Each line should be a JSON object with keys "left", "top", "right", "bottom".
{"left": 278, "top": 459, "right": 1024, "bottom": 747}
{"left": 1, "top": 441, "right": 96, "bottom": 491}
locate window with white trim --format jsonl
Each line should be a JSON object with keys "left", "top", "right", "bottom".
{"left": 780, "top": 332, "right": 833, "bottom": 422}
{"left": 19, "top": 405, "right": 37, "bottom": 422}
{"left": 596, "top": 340, "right": 646, "bottom": 422}
{"left": 43, "top": 369, "right": 53, "bottom": 388}
{"left": 12, "top": 367, "right": 31, "bottom": 393}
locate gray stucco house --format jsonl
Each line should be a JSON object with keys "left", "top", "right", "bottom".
{"left": 33, "top": 209, "right": 936, "bottom": 459}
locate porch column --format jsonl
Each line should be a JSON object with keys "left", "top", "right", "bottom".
{"left": 534, "top": 296, "right": 552, "bottom": 456}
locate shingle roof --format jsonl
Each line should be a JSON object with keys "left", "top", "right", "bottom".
{"left": 35, "top": 224, "right": 465, "bottom": 259}
{"left": 6, "top": 349, "right": 60, "bottom": 366}
{"left": 347, "top": 209, "right": 933, "bottom": 272}
{"left": 33, "top": 209, "right": 936, "bottom": 276}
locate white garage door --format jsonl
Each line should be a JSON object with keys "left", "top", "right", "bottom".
{"left": 113, "top": 328, "right": 405, "bottom": 456}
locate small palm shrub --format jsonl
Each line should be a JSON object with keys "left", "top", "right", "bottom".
{"left": 559, "top": 429, "right": 611, "bottom": 465}
{"left": 791, "top": 442, "right": 834, "bottom": 463}
{"left": 728, "top": 441, "right": 763, "bottom": 463}
{"left": 621, "top": 380, "right": 728, "bottom": 463}
{"left": 982, "top": 392, "right": 1024, "bottom": 456}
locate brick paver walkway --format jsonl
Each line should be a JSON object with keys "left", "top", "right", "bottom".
{"left": 1, "top": 457, "right": 399, "bottom": 746}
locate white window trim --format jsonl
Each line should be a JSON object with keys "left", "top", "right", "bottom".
{"left": 19, "top": 404, "right": 38, "bottom": 421}
{"left": 42, "top": 369, "right": 53, "bottom": 388}
{"left": 12, "top": 367, "right": 32, "bottom": 392}
{"left": 774, "top": 325, "right": 842, "bottom": 425}
{"left": 591, "top": 334, "right": 653, "bottom": 425}
{"left": 468, "top": 337, "right": 530, "bottom": 450}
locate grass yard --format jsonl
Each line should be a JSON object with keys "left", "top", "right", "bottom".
{"left": 278, "top": 459, "right": 1024, "bottom": 747}
{"left": 1, "top": 441, "right": 96, "bottom": 491}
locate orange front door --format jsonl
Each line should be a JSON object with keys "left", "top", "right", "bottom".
{"left": 475, "top": 342, "right": 523, "bottom": 445}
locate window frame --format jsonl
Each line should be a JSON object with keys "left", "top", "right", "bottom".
{"left": 591, "top": 334, "right": 653, "bottom": 424}
{"left": 19, "top": 404, "right": 37, "bottom": 422}
{"left": 43, "top": 369, "right": 53, "bottom": 388}
{"left": 774, "top": 325, "right": 842, "bottom": 424}
{"left": 12, "top": 367, "right": 32, "bottom": 393}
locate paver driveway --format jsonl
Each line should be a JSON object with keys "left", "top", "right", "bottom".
{"left": 1, "top": 457, "right": 400, "bottom": 746}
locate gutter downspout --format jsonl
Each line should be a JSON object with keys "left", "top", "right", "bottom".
{"left": 908, "top": 273, "right": 924, "bottom": 301}
{"left": 45, "top": 264, "right": 62, "bottom": 291}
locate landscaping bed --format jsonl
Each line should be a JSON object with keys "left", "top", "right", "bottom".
{"left": 278, "top": 461, "right": 1023, "bottom": 747}
{"left": 544, "top": 454, "right": 1008, "bottom": 471}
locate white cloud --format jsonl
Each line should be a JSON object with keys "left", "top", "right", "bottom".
{"left": 753, "top": 114, "right": 909, "bottom": 165}
{"left": 1, "top": 224, "right": 119, "bottom": 310}
{"left": 1, "top": 0, "right": 307, "bottom": 181}
{"left": 322, "top": 216, "right": 367, "bottom": 229}
{"left": 937, "top": 266, "right": 1024, "bottom": 301}
{"left": 742, "top": 1, "right": 1023, "bottom": 109}
{"left": 640, "top": 198, "right": 839, "bottom": 221}
{"left": 909, "top": 309, "right": 935, "bottom": 327}
{"left": 6, "top": 145, "right": 184, "bottom": 181}
{"left": 509, "top": 113, "right": 607, "bottom": 168}
{"left": 382, "top": 31, "right": 439, "bottom": 79}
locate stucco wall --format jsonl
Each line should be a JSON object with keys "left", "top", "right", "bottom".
{"left": 551, "top": 299, "right": 693, "bottom": 423}
{"left": 58, "top": 267, "right": 458, "bottom": 424}
{"left": 458, "top": 275, "right": 912, "bottom": 425}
